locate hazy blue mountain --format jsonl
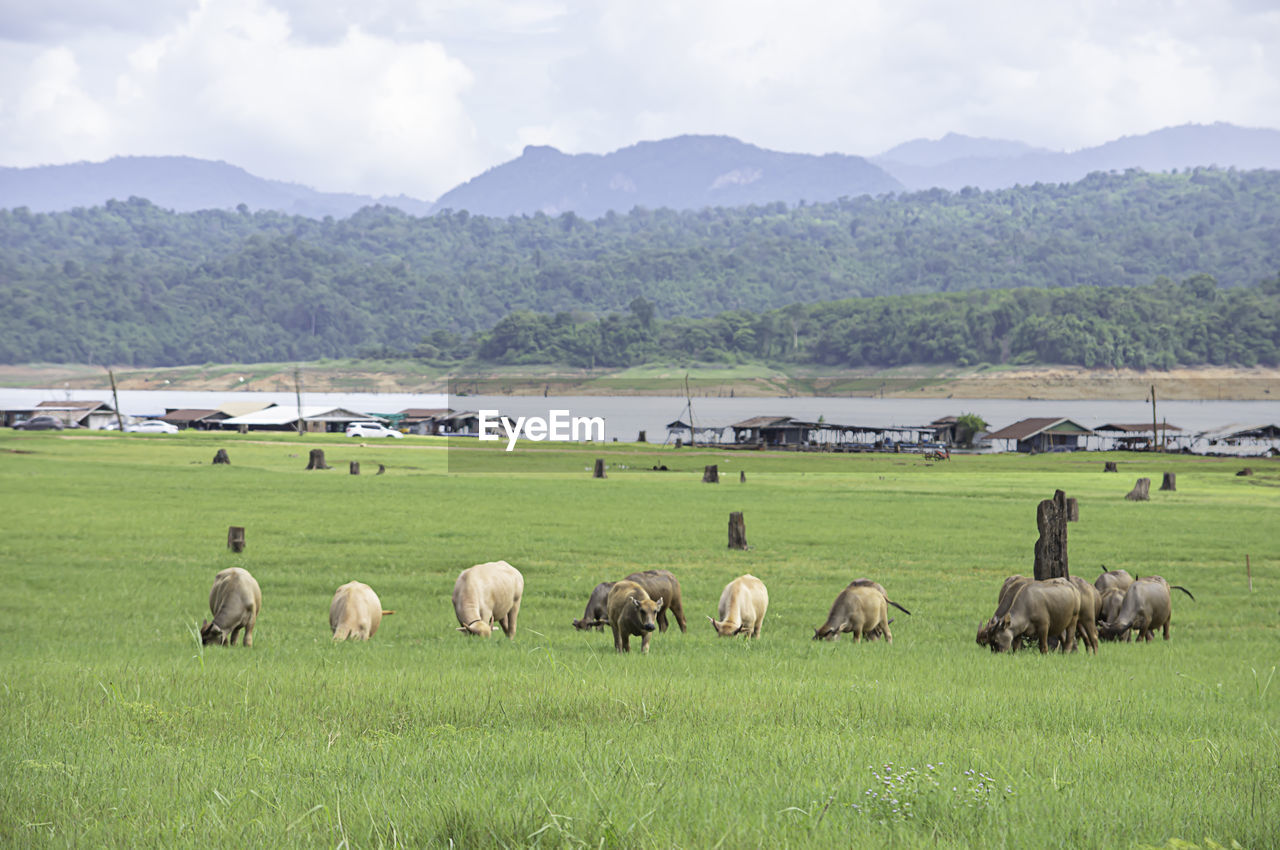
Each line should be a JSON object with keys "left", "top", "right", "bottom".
{"left": 876, "top": 123, "right": 1280, "bottom": 191}
{"left": 0, "top": 156, "right": 434, "bottom": 218}
{"left": 433, "top": 135, "right": 903, "bottom": 218}
{"left": 875, "top": 132, "right": 1051, "bottom": 168}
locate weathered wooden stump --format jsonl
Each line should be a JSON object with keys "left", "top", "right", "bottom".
{"left": 674, "top": 438, "right": 683, "bottom": 449}
{"left": 212, "top": 449, "right": 231, "bottom": 465}
{"left": 702, "top": 464, "right": 719, "bottom": 483}
{"left": 1104, "top": 461, "right": 1118, "bottom": 472}
{"left": 1033, "top": 489, "right": 1070, "bottom": 580}
{"left": 637, "top": 430, "right": 647, "bottom": 443}
{"left": 376, "top": 464, "right": 386, "bottom": 475}
{"left": 1066, "top": 497, "right": 1079, "bottom": 522}
{"left": 1237, "top": 467, "right": 1254, "bottom": 477}
{"left": 593, "top": 458, "right": 607, "bottom": 479}
{"left": 728, "top": 512, "right": 748, "bottom": 550}
{"left": 1125, "top": 478, "right": 1151, "bottom": 501}
{"left": 740, "top": 470, "right": 746, "bottom": 483}
{"left": 305, "top": 449, "right": 331, "bottom": 470}
{"left": 227, "top": 526, "right": 245, "bottom": 553}
{"left": 350, "top": 461, "right": 360, "bottom": 475}
{"left": 1160, "top": 472, "right": 1176, "bottom": 491}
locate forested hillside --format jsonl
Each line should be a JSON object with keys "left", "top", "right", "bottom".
{"left": 472, "top": 276, "right": 1280, "bottom": 370}
{"left": 2, "top": 167, "right": 1278, "bottom": 366}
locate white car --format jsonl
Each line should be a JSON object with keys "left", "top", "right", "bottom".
{"left": 125, "top": 420, "right": 179, "bottom": 434}
{"left": 345, "top": 421, "right": 403, "bottom": 439}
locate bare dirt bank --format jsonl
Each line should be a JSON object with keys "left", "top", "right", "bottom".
{"left": 1, "top": 362, "right": 1276, "bottom": 400}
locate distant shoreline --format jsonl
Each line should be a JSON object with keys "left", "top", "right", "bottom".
{"left": 0, "top": 361, "right": 1276, "bottom": 401}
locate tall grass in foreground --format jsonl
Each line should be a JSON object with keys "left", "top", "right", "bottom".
{"left": 1, "top": 431, "right": 1277, "bottom": 848}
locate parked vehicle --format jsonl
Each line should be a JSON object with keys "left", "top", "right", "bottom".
{"left": 125, "top": 420, "right": 179, "bottom": 434}
{"left": 13, "top": 415, "right": 64, "bottom": 431}
{"left": 345, "top": 421, "right": 403, "bottom": 439}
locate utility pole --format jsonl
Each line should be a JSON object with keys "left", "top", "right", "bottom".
{"left": 294, "top": 367, "right": 304, "bottom": 437}
{"left": 1150, "top": 384, "right": 1159, "bottom": 452}
{"left": 106, "top": 367, "right": 125, "bottom": 432}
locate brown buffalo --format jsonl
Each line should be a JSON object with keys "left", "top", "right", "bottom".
{"left": 847, "top": 578, "right": 912, "bottom": 616}
{"left": 1067, "top": 575, "right": 1101, "bottom": 654}
{"left": 1095, "top": 567, "right": 1136, "bottom": 596}
{"left": 201, "top": 567, "right": 261, "bottom": 647}
{"left": 988, "top": 581, "right": 1080, "bottom": 654}
{"left": 571, "top": 581, "right": 614, "bottom": 630}
{"left": 976, "top": 575, "right": 1033, "bottom": 648}
{"left": 623, "top": 570, "right": 686, "bottom": 633}
{"left": 1097, "top": 587, "right": 1126, "bottom": 640}
{"left": 1098, "top": 575, "right": 1194, "bottom": 642}
{"left": 607, "top": 580, "right": 663, "bottom": 653}
{"left": 814, "top": 586, "right": 891, "bottom": 643}
{"left": 330, "top": 581, "right": 391, "bottom": 641}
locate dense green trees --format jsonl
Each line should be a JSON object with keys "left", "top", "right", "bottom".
{"left": 1, "top": 168, "right": 1278, "bottom": 366}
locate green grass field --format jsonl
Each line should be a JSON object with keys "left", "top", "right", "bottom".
{"left": 1, "top": 430, "right": 1277, "bottom": 849}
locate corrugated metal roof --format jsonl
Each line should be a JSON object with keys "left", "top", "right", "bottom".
{"left": 221, "top": 405, "right": 378, "bottom": 426}
{"left": 160, "top": 408, "right": 224, "bottom": 422}
{"left": 1095, "top": 422, "right": 1182, "bottom": 433}
{"left": 986, "top": 417, "right": 1093, "bottom": 440}
{"left": 731, "top": 416, "right": 796, "bottom": 429}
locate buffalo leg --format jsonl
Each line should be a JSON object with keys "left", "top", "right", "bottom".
{"left": 641, "top": 633, "right": 651, "bottom": 654}
{"left": 1163, "top": 622, "right": 1170, "bottom": 640}
{"left": 243, "top": 623, "right": 254, "bottom": 648}
{"left": 669, "top": 598, "right": 688, "bottom": 633}
{"left": 229, "top": 626, "right": 243, "bottom": 646}
{"left": 656, "top": 608, "right": 669, "bottom": 633}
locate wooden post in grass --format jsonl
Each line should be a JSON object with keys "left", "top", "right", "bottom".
{"left": 740, "top": 470, "right": 746, "bottom": 484}
{"left": 1126, "top": 478, "right": 1151, "bottom": 501}
{"left": 376, "top": 464, "right": 386, "bottom": 475}
{"left": 593, "top": 458, "right": 607, "bottom": 479}
{"left": 227, "top": 526, "right": 245, "bottom": 553}
{"left": 1066, "top": 497, "right": 1079, "bottom": 522}
{"left": 212, "top": 449, "right": 231, "bottom": 465}
{"left": 728, "top": 512, "right": 748, "bottom": 550}
{"left": 1160, "top": 472, "right": 1176, "bottom": 491}
{"left": 350, "top": 461, "right": 360, "bottom": 475}
{"left": 637, "top": 430, "right": 646, "bottom": 443}
{"left": 1104, "top": 461, "right": 1118, "bottom": 472}
{"left": 306, "top": 449, "right": 330, "bottom": 470}
{"left": 1033, "top": 489, "right": 1069, "bottom": 580}
{"left": 703, "top": 464, "right": 719, "bottom": 483}
{"left": 1237, "top": 467, "right": 1254, "bottom": 477}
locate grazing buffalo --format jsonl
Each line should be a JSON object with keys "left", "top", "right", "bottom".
{"left": 1098, "top": 575, "right": 1194, "bottom": 642}
{"left": 571, "top": 581, "right": 614, "bottom": 630}
{"left": 201, "top": 567, "right": 261, "bottom": 647}
{"left": 708, "top": 575, "right": 769, "bottom": 637}
{"left": 330, "top": 581, "right": 390, "bottom": 641}
{"left": 1097, "top": 587, "right": 1127, "bottom": 640}
{"left": 987, "top": 581, "right": 1080, "bottom": 654}
{"left": 1095, "top": 567, "right": 1136, "bottom": 596}
{"left": 977, "top": 575, "right": 1033, "bottom": 648}
{"left": 847, "top": 578, "right": 912, "bottom": 616}
{"left": 453, "top": 560, "right": 524, "bottom": 638}
{"left": 814, "top": 586, "right": 891, "bottom": 643}
{"left": 607, "top": 580, "right": 663, "bottom": 653}
{"left": 623, "top": 570, "right": 687, "bottom": 633}
{"left": 1067, "top": 576, "right": 1101, "bottom": 654}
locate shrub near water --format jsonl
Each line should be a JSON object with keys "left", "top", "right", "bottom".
{"left": 0, "top": 430, "right": 1277, "bottom": 849}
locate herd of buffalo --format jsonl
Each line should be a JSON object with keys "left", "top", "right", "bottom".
{"left": 197, "top": 562, "right": 1193, "bottom": 655}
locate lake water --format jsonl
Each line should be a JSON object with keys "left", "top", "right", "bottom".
{"left": 4, "top": 386, "right": 1277, "bottom": 440}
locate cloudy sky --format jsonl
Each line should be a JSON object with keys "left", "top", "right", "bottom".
{"left": 1, "top": 0, "right": 1277, "bottom": 200}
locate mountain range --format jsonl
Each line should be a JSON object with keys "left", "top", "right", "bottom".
{"left": 3, "top": 122, "right": 1279, "bottom": 219}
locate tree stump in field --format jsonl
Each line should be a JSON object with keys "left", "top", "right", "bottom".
{"left": 306, "top": 449, "right": 331, "bottom": 470}
{"left": 1126, "top": 478, "right": 1151, "bottom": 501}
{"left": 1033, "top": 489, "right": 1070, "bottom": 580}
{"left": 1066, "top": 497, "right": 1079, "bottom": 522}
{"left": 227, "top": 526, "right": 245, "bottom": 553}
{"left": 212, "top": 449, "right": 231, "bottom": 465}
{"left": 1104, "top": 461, "right": 1118, "bottom": 473}
{"left": 376, "top": 464, "right": 386, "bottom": 475}
{"left": 637, "top": 430, "right": 647, "bottom": 443}
{"left": 1160, "top": 472, "right": 1176, "bottom": 491}
{"left": 1236, "top": 467, "right": 1254, "bottom": 477}
{"left": 740, "top": 470, "right": 746, "bottom": 483}
{"left": 703, "top": 464, "right": 719, "bottom": 483}
{"left": 593, "top": 458, "right": 607, "bottom": 479}
{"left": 675, "top": 438, "right": 683, "bottom": 449}
{"left": 728, "top": 512, "right": 748, "bottom": 550}
{"left": 350, "top": 461, "right": 360, "bottom": 475}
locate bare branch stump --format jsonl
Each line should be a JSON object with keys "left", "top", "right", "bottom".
{"left": 1104, "top": 461, "right": 1118, "bottom": 473}
{"left": 227, "top": 526, "right": 245, "bottom": 553}
{"left": 739, "top": 470, "right": 746, "bottom": 483}
{"left": 593, "top": 458, "right": 607, "bottom": 479}
{"left": 1033, "top": 489, "right": 1070, "bottom": 580}
{"left": 637, "top": 430, "right": 647, "bottom": 443}
{"left": 1160, "top": 472, "right": 1176, "bottom": 491}
{"left": 212, "top": 449, "right": 231, "bottom": 465}
{"left": 1126, "top": 478, "right": 1151, "bottom": 501}
{"left": 1066, "top": 497, "right": 1079, "bottom": 522}
{"left": 350, "top": 461, "right": 360, "bottom": 475}
{"left": 1237, "top": 467, "right": 1254, "bottom": 477}
{"left": 305, "top": 449, "right": 331, "bottom": 470}
{"left": 702, "top": 464, "right": 719, "bottom": 483}
{"left": 728, "top": 512, "right": 748, "bottom": 550}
